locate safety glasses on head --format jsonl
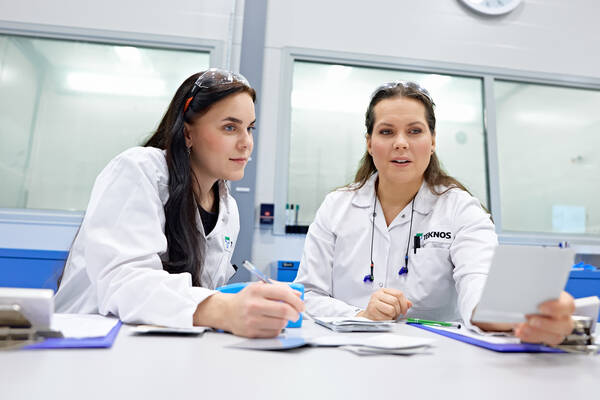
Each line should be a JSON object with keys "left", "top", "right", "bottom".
{"left": 183, "top": 68, "right": 251, "bottom": 113}
{"left": 370, "top": 80, "right": 435, "bottom": 105}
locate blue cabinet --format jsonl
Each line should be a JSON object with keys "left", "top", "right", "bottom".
{"left": 565, "top": 269, "right": 600, "bottom": 321}
{"left": 0, "top": 248, "right": 68, "bottom": 292}
{"left": 277, "top": 260, "right": 300, "bottom": 282}
{"left": 566, "top": 270, "right": 600, "bottom": 298}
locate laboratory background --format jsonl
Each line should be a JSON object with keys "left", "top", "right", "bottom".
{"left": 1, "top": 1, "right": 600, "bottom": 398}
{"left": 1, "top": 0, "right": 598, "bottom": 286}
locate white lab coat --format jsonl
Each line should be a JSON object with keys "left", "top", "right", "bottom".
{"left": 55, "top": 147, "right": 239, "bottom": 328}
{"left": 294, "top": 173, "right": 497, "bottom": 324}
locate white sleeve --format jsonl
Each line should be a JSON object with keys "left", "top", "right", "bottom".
{"left": 81, "top": 152, "right": 215, "bottom": 328}
{"left": 450, "top": 194, "right": 498, "bottom": 326}
{"left": 294, "top": 194, "right": 362, "bottom": 317}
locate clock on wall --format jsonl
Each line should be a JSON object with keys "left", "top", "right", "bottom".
{"left": 459, "top": 0, "right": 523, "bottom": 16}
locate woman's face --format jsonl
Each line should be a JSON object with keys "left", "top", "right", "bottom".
{"left": 184, "top": 92, "right": 255, "bottom": 182}
{"left": 367, "top": 96, "right": 435, "bottom": 187}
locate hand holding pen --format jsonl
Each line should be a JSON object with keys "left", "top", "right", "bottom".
{"left": 195, "top": 260, "right": 304, "bottom": 338}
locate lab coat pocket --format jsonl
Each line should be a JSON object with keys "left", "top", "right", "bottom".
{"left": 407, "top": 248, "right": 453, "bottom": 310}
{"left": 212, "top": 245, "right": 236, "bottom": 287}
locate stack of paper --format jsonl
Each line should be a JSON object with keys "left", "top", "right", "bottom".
{"left": 230, "top": 333, "right": 435, "bottom": 356}
{"left": 312, "top": 316, "right": 395, "bottom": 332}
{"left": 311, "top": 333, "right": 434, "bottom": 355}
{"left": 132, "top": 325, "right": 210, "bottom": 335}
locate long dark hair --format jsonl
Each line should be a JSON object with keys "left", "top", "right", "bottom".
{"left": 353, "top": 82, "right": 471, "bottom": 196}
{"left": 144, "top": 72, "right": 256, "bottom": 286}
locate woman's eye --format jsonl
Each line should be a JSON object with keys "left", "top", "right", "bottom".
{"left": 379, "top": 129, "right": 392, "bottom": 135}
{"left": 409, "top": 128, "right": 422, "bottom": 134}
{"left": 224, "top": 125, "right": 236, "bottom": 132}
{"left": 248, "top": 126, "right": 256, "bottom": 133}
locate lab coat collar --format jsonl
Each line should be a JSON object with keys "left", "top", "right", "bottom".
{"left": 351, "top": 173, "right": 378, "bottom": 208}
{"left": 351, "top": 173, "right": 437, "bottom": 215}
{"left": 217, "top": 179, "right": 231, "bottom": 201}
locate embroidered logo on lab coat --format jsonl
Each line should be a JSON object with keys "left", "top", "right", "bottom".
{"left": 224, "top": 236, "right": 232, "bottom": 250}
{"left": 422, "top": 231, "right": 452, "bottom": 240}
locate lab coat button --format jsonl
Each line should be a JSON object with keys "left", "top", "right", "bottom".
{"left": 378, "top": 282, "right": 383, "bottom": 287}
{"left": 401, "top": 214, "right": 405, "bottom": 218}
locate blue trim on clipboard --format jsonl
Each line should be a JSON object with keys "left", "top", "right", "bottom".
{"left": 408, "top": 323, "right": 565, "bottom": 353}
{"left": 23, "top": 320, "right": 122, "bottom": 350}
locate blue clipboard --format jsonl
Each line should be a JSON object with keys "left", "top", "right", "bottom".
{"left": 23, "top": 320, "right": 122, "bottom": 350}
{"left": 408, "top": 323, "right": 565, "bottom": 353}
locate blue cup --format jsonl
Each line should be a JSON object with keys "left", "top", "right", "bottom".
{"left": 215, "top": 282, "right": 304, "bottom": 328}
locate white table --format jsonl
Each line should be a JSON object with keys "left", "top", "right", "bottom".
{"left": 1, "top": 318, "right": 598, "bottom": 400}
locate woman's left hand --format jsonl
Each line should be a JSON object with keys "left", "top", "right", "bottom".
{"left": 514, "top": 291, "right": 575, "bottom": 346}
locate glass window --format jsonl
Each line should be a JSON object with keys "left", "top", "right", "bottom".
{"left": 0, "top": 34, "right": 210, "bottom": 211}
{"left": 288, "top": 61, "right": 487, "bottom": 225}
{"left": 495, "top": 80, "right": 600, "bottom": 235}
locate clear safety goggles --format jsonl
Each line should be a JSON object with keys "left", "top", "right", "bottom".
{"left": 370, "top": 80, "right": 434, "bottom": 105}
{"left": 184, "top": 68, "right": 251, "bottom": 112}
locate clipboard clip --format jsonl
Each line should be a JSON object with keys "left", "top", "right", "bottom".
{"left": 553, "top": 316, "right": 598, "bottom": 355}
{"left": 0, "top": 304, "right": 63, "bottom": 350}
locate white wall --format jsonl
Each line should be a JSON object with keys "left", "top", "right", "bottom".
{"left": 251, "top": 0, "right": 600, "bottom": 270}
{"left": 0, "top": 0, "right": 245, "bottom": 69}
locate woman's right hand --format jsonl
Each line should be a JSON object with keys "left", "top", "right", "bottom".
{"left": 357, "top": 288, "right": 412, "bottom": 321}
{"left": 196, "top": 282, "right": 305, "bottom": 338}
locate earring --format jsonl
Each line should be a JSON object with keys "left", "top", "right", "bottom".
{"left": 187, "top": 146, "right": 191, "bottom": 157}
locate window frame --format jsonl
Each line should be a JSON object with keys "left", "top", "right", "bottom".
{"left": 274, "top": 47, "right": 600, "bottom": 250}
{"left": 0, "top": 20, "right": 223, "bottom": 227}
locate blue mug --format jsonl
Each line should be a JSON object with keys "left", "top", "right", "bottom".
{"left": 215, "top": 282, "right": 304, "bottom": 328}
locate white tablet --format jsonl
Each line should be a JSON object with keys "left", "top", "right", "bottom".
{"left": 472, "top": 245, "right": 574, "bottom": 323}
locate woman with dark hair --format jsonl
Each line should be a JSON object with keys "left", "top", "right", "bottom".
{"left": 295, "top": 81, "right": 574, "bottom": 345}
{"left": 55, "top": 69, "right": 303, "bottom": 338}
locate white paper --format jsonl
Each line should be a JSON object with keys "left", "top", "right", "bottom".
{"left": 308, "top": 333, "right": 435, "bottom": 349}
{"left": 430, "top": 325, "right": 521, "bottom": 345}
{"left": 51, "top": 313, "right": 119, "bottom": 338}
{"left": 341, "top": 345, "right": 432, "bottom": 356}
{"left": 312, "top": 316, "right": 395, "bottom": 332}
{"left": 132, "top": 325, "right": 210, "bottom": 335}
{"left": 314, "top": 316, "right": 395, "bottom": 325}
{"left": 473, "top": 245, "right": 574, "bottom": 323}
{"left": 230, "top": 333, "right": 435, "bottom": 352}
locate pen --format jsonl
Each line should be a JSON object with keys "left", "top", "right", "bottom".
{"left": 413, "top": 234, "right": 421, "bottom": 254}
{"left": 241, "top": 260, "right": 272, "bottom": 284}
{"left": 406, "top": 318, "right": 461, "bottom": 329}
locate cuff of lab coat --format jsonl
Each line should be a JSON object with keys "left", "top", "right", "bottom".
{"left": 189, "top": 286, "right": 218, "bottom": 308}
{"left": 460, "top": 281, "right": 486, "bottom": 330}
{"left": 181, "top": 286, "right": 218, "bottom": 328}
{"left": 305, "top": 291, "right": 363, "bottom": 318}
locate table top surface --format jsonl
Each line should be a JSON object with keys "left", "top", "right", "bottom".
{"left": 2, "top": 318, "right": 599, "bottom": 400}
